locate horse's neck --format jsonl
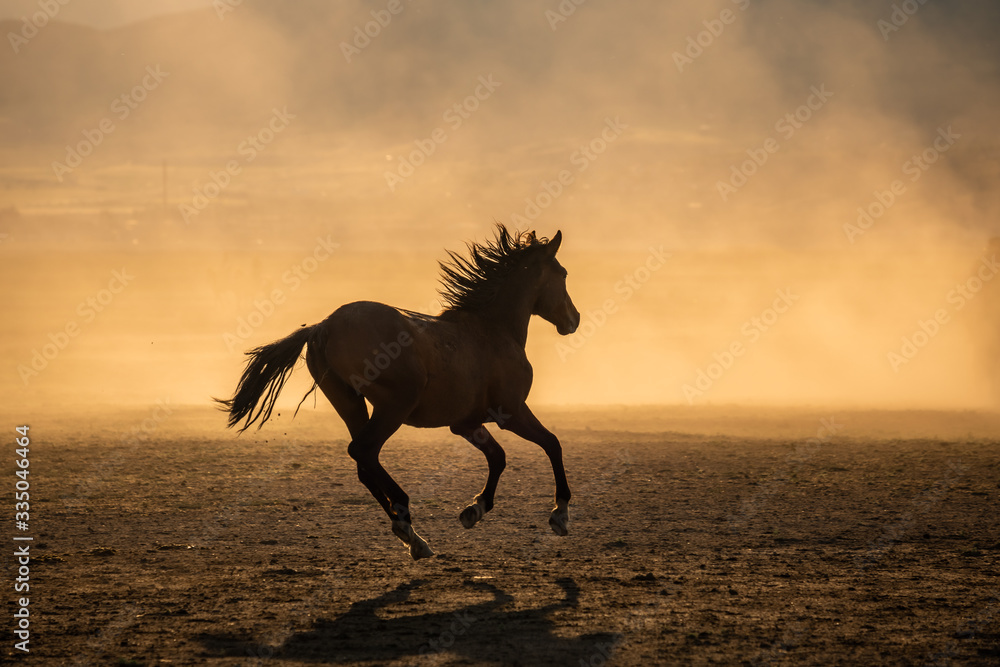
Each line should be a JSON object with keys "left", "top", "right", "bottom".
{"left": 477, "top": 287, "right": 535, "bottom": 348}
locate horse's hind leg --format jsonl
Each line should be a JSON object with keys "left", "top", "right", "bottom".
{"left": 306, "top": 327, "right": 430, "bottom": 560}
{"left": 348, "top": 406, "right": 432, "bottom": 560}
{"left": 308, "top": 361, "right": 398, "bottom": 521}
{"left": 451, "top": 423, "right": 506, "bottom": 529}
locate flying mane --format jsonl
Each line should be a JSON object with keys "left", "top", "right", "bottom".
{"left": 437, "top": 224, "right": 547, "bottom": 312}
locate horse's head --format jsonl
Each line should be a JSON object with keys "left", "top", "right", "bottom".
{"left": 532, "top": 230, "right": 580, "bottom": 335}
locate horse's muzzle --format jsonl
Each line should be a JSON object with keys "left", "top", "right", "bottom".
{"left": 557, "top": 308, "right": 581, "bottom": 335}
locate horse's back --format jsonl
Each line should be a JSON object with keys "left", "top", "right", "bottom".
{"left": 318, "top": 301, "right": 425, "bottom": 381}
{"left": 325, "top": 300, "right": 410, "bottom": 331}
{"left": 315, "top": 301, "right": 483, "bottom": 425}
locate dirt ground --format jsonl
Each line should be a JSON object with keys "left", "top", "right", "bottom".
{"left": 4, "top": 405, "right": 1000, "bottom": 666}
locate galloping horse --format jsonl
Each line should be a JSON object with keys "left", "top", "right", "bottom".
{"left": 216, "top": 225, "right": 581, "bottom": 559}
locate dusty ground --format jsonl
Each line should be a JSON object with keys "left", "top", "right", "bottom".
{"left": 3, "top": 405, "right": 1000, "bottom": 665}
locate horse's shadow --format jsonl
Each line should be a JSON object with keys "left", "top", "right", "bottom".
{"left": 197, "top": 577, "right": 619, "bottom": 664}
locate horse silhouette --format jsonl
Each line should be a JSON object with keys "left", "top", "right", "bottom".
{"left": 217, "top": 225, "right": 580, "bottom": 559}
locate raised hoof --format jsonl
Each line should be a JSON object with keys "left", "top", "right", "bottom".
{"left": 459, "top": 502, "right": 485, "bottom": 529}
{"left": 549, "top": 508, "right": 569, "bottom": 536}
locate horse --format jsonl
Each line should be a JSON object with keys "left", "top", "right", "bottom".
{"left": 216, "top": 225, "right": 581, "bottom": 560}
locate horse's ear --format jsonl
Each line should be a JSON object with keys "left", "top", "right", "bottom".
{"left": 546, "top": 230, "right": 562, "bottom": 256}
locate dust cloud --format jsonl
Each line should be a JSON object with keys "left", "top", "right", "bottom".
{"left": 1, "top": 0, "right": 998, "bottom": 414}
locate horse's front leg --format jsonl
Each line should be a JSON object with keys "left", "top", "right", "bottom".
{"left": 499, "top": 405, "right": 571, "bottom": 536}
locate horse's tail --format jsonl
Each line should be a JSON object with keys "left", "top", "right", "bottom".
{"left": 215, "top": 325, "right": 316, "bottom": 432}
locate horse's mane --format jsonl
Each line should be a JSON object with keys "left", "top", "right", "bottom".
{"left": 438, "top": 223, "right": 547, "bottom": 312}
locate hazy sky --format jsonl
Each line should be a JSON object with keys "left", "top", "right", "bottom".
{"left": 0, "top": 0, "right": 212, "bottom": 28}
{"left": 2, "top": 1, "right": 999, "bottom": 411}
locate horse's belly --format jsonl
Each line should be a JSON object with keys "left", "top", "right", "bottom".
{"left": 320, "top": 302, "right": 524, "bottom": 428}
{"left": 405, "top": 356, "right": 484, "bottom": 427}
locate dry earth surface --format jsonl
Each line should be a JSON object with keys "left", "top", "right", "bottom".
{"left": 3, "top": 405, "right": 999, "bottom": 666}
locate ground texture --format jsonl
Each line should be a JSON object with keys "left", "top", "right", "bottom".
{"left": 3, "top": 406, "right": 1000, "bottom": 665}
